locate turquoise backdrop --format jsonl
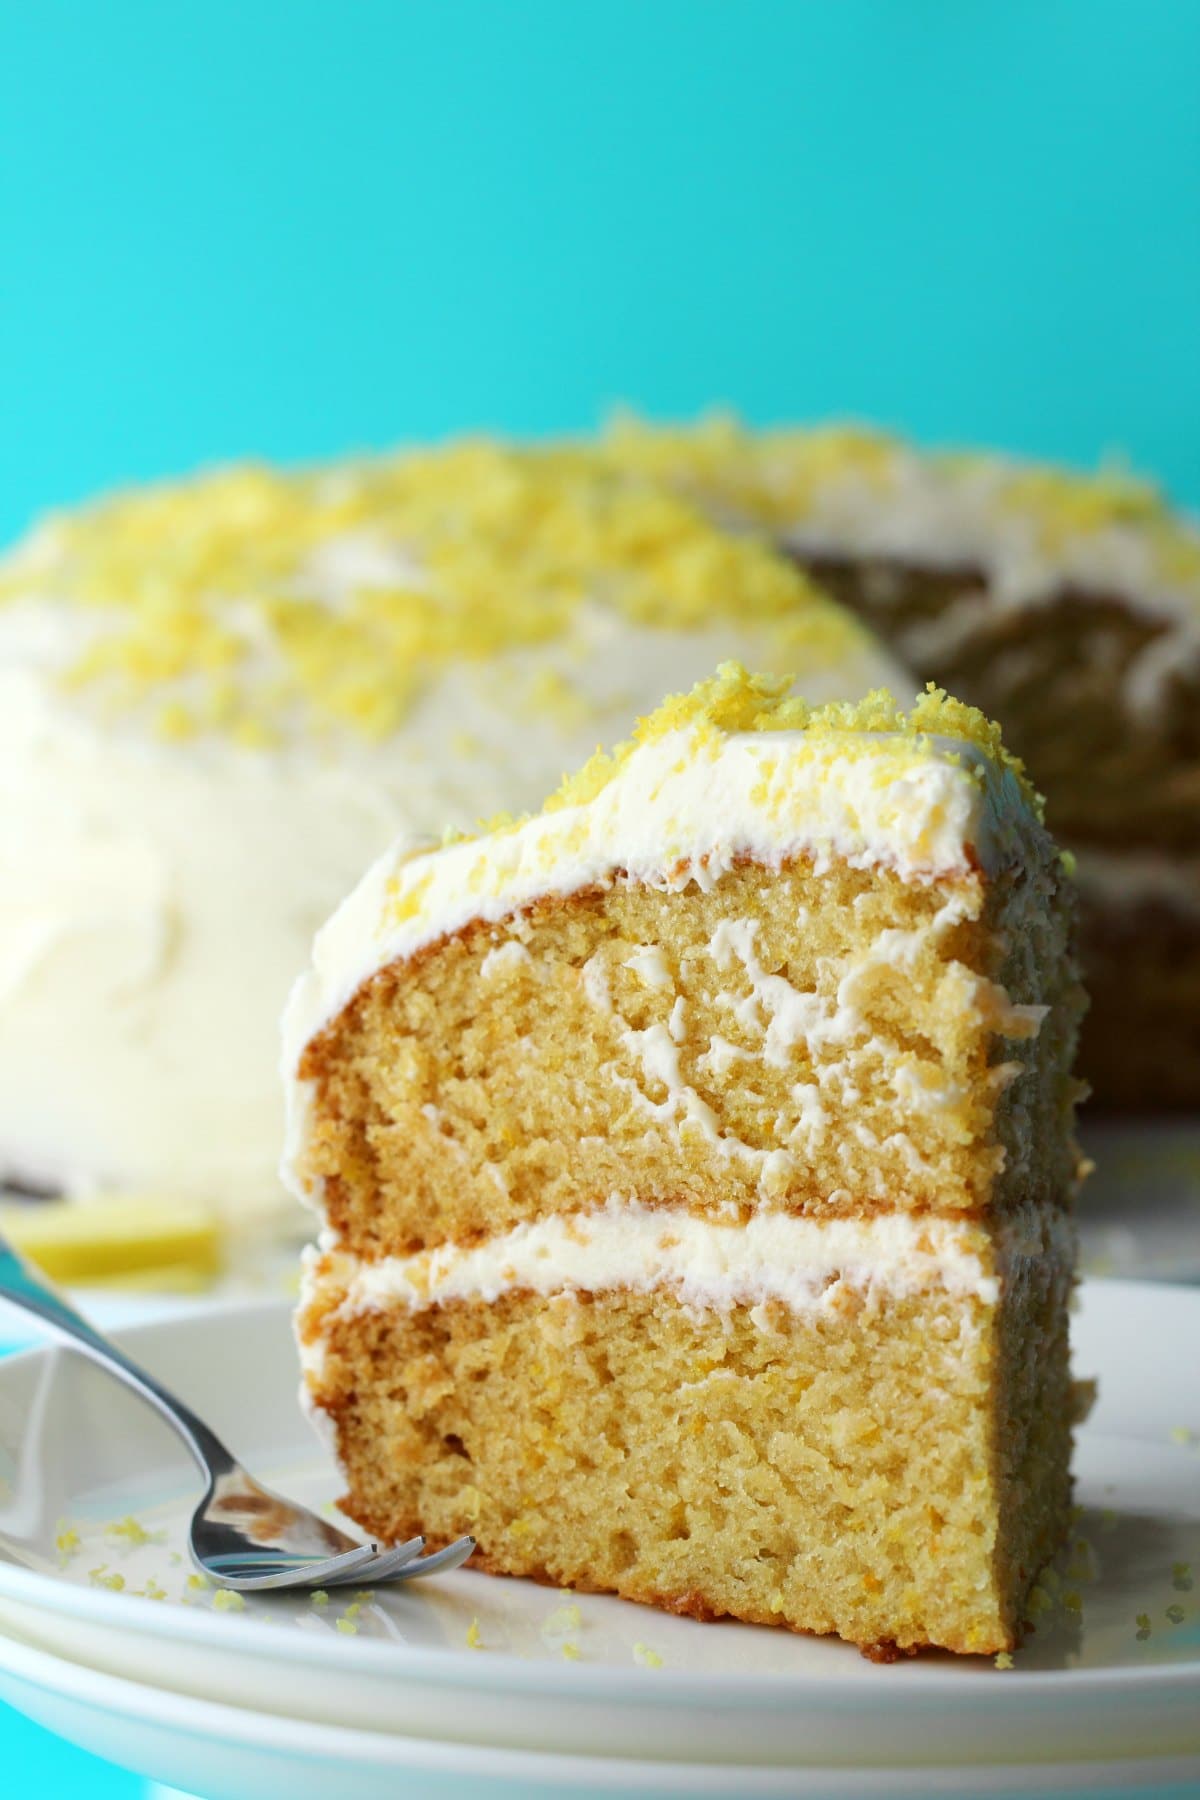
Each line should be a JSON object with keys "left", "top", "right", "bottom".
{"left": 1, "top": 0, "right": 1198, "bottom": 549}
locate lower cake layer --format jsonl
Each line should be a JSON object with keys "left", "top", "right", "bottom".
{"left": 300, "top": 1214, "right": 1074, "bottom": 1657}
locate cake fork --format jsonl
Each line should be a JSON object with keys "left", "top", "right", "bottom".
{"left": 0, "top": 1231, "right": 474, "bottom": 1592}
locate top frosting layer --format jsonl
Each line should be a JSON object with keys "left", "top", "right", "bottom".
{"left": 0, "top": 442, "right": 870, "bottom": 747}
{"left": 282, "top": 664, "right": 1043, "bottom": 1068}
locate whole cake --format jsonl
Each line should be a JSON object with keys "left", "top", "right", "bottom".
{"left": 601, "top": 416, "right": 1200, "bottom": 1109}
{"left": 287, "top": 665, "right": 1085, "bottom": 1656}
{"left": 0, "top": 448, "right": 895, "bottom": 1225}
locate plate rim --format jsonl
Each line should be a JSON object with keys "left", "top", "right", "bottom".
{"left": 2, "top": 1612, "right": 1200, "bottom": 1794}
{"left": 0, "top": 1279, "right": 1197, "bottom": 1708}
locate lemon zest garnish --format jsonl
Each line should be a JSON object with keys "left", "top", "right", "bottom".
{"left": 3, "top": 445, "right": 846, "bottom": 745}
{"left": 545, "top": 663, "right": 1040, "bottom": 821}
{"left": 105, "top": 1515, "right": 163, "bottom": 1548}
{"left": 54, "top": 1526, "right": 82, "bottom": 1561}
{"left": 541, "top": 1603, "right": 583, "bottom": 1635}
{"left": 87, "top": 1564, "right": 125, "bottom": 1591}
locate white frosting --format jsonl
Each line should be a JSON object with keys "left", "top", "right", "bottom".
{"left": 299, "top": 1200, "right": 1077, "bottom": 1349}
{"left": 0, "top": 571, "right": 902, "bottom": 1220}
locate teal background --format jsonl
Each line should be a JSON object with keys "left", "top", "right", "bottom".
{"left": 0, "top": 4, "right": 1198, "bottom": 1794}
{"left": 1, "top": 0, "right": 1198, "bottom": 552}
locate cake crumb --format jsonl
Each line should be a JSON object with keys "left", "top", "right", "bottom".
{"left": 541, "top": 1602, "right": 582, "bottom": 1635}
{"left": 137, "top": 1579, "right": 168, "bottom": 1601}
{"left": 55, "top": 1525, "right": 82, "bottom": 1564}
{"left": 561, "top": 1642, "right": 581, "bottom": 1660}
{"left": 336, "top": 1617, "right": 358, "bottom": 1635}
{"left": 186, "top": 1573, "right": 210, "bottom": 1591}
{"left": 311, "top": 1590, "right": 330, "bottom": 1607}
{"left": 106, "top": 1514, "right": 162, "bottom": 1548}
{"left": 1172, "top": 1562, "right": 1193, "bottom": 1591}
{"left": 87, "top": 1564, "right": 125, "bottom": 1592}
{"left": 1136, "top": 1612, "right": 1152, "bottom": 1640}
{"left": 994, "top": 1651, "right": 1014, "bottom": 1670}
{"left": 1166, "top": 1605, "right": 1186, "bottom": 1625}
{"left": 213, "top": 1588, "right": 245, "bottom": 1612}
{"left": 633, "top": 1642, "right": 663, "bottom": 1669}
{"left": 1169, "top": 1426, "right": 1197, "bottom": 1447}
{"left": 466, "top": 1617, "right": 482, "bottom": 1650}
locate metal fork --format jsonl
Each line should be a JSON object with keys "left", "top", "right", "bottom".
{"left": 0, "top": 1232, "right": 474, "bottom": 1592}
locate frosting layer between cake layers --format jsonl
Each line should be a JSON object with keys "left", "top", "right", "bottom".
{"left": 300, "top": 1198, "right": 1076, "bottom": 1343}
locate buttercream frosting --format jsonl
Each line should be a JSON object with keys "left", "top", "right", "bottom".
{"left": 298, "top": 1202, "right": 1077, "bottom": 1383}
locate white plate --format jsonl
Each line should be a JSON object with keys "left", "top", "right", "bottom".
{"left": 2, "top": 1623, "right": 1200, "bottom": 1800}
{"left": 0, "top": 1283, "right": 1197, "bottom": 1780}
{"left": 5, "top": 1622, "right": 1200, "bottom": 1800}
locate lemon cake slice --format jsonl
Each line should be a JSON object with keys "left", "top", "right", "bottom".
{"left": 285, "top": 664, "right": 1085, "bottom": 1657}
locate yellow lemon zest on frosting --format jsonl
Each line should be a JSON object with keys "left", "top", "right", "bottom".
{"left": 996, "top": 461, "right": 1164, "bottom": 549}
{"left": 375, "top": 661, "right": 1037, "bottom": 936}
{"left": 601, "top": 410, "right": 900, "bottom": 527}
{"left": 0, "top": 443, "right": 846, "bottom": 745}
{"left": 384, "top": 868, "right": 434, "bottom": 929}
{"left": 544, "top": 662, "right": 1040, "bottom": 820}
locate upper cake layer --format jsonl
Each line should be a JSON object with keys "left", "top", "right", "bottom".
{"left": 283, "top": 663, "right": 1044, "bottom": 1062}
{"left": 283, "top": 667, "right": 1083, "bottom": 1244}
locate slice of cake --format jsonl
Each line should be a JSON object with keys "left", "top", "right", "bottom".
{"left": 284, "top": 663, "right": 1086, "bottom": 1657}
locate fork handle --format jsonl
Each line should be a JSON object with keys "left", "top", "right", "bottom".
{"left": 0, "top": 1231, "right": 236, "bottom": 1483}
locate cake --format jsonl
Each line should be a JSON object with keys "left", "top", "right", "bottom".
{"left": 600, "top": 415, "right": 1200, "bottom": 1110}
{"left": 0, "top": 447, "right": 899, "bottom": 1228}
{"left": 287, "top": 664, "right": 1086, "bottom": 1656}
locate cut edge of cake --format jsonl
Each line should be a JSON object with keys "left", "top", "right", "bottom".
{"left": 283, "top": 662, "right": 1086, "bottom": 1658}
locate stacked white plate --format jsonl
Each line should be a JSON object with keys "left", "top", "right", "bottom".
{"left": 0, "top": 1287, "right": 1197, "bottom": 1799}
